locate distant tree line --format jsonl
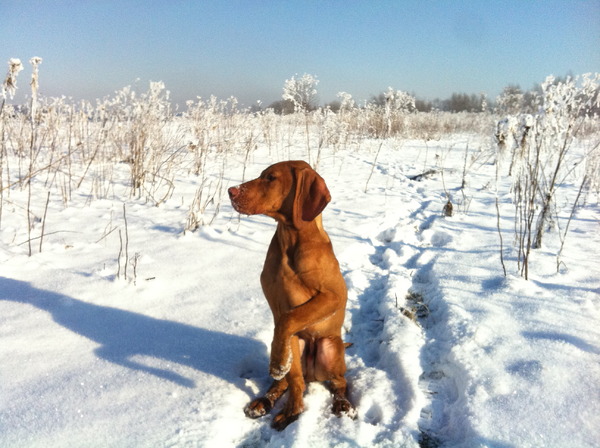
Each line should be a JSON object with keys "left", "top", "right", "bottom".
{"left": 268, "top": 92, "right": 488, "bottom": 114}
{"left": 265, "top": 73, "right": 598, "bottom": 115}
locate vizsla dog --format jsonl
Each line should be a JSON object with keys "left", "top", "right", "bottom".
{"left": 228, "top": 160, "right": 355, "bottom": 430}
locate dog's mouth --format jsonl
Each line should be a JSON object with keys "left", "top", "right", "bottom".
{"left": 231, "top": 201, "right": 247, "bottom": 214}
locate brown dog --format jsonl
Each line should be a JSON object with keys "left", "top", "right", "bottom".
{"left": 228, "top": 160, "right": 354, "bottom": 430}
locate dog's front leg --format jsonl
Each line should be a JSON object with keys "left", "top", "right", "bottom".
{"left": 270, "top": 291, "right": 340, "bottom": 379}
{"left": 270, "top": 321, "right": 293, "bottom": 380}
{"left": 271, "top": 336, "right": 306, "bottom": 431}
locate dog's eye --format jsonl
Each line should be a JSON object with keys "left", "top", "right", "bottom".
{"left": 266, "top": 174, "right": 276, "bottom": 182}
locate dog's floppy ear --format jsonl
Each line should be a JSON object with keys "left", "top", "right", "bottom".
{"left": 293, "top": 166, "right": 331, "bottom": 228}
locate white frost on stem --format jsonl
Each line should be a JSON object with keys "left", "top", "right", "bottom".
{"left": 2, "top": 58, "right": 24, "bottom": 101}
{"left": 29, "top": 57, "right": 43, "bottom": 120}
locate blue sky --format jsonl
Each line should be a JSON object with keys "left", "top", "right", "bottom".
{"left": 2, "top": 0, "right": 599, "bottom": 107}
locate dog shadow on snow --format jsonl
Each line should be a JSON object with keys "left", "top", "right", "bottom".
{"left": 0, "top": 276, "right": 267, "bottom": 393}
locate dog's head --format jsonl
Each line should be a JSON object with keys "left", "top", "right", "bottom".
{"left": 228, "top": 160, "right": 331, "bottom": 228}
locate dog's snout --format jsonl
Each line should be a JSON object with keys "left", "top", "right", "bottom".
{"left": 228, "top": 186, "right": 239, "bottom": 200}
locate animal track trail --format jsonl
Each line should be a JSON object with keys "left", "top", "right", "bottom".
{"left": 370, "top": 187, "right": 459, "bottom": 447}
{"left": 337, "top": 184, "right": 447, "bottom": 443}
{"left": 344, "top": 177, "right": 466, "bottom": 447}
{"left": 341, "top": 228, "right": 418, "bottom": 438}
{"left": 406, "top": 193, "right": 465, "bottom": 447}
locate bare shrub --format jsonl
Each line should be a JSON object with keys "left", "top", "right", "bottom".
{"left": 496, "top": 73, "right": 600, "bottom": 278}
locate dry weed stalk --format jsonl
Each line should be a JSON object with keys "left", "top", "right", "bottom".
{"left": 495, "top": 74, "right": 600, "bottom": 279}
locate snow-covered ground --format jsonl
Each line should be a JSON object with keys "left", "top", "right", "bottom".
{"left": 1, "top": 135, "right": 599, "bottom": 447}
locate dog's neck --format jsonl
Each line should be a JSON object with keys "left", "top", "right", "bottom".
{"left": 275, "top": 215, "right": 329, "bottom": 249}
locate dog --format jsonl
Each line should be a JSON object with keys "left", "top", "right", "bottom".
{"left": 228, "top": 160, "right": 354, "bottom": 430}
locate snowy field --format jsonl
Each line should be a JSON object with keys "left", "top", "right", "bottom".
{"left": 1, "top": 121, "right": 599, "bottom": 448}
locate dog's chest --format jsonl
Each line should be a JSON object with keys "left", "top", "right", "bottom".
{"left": 260, "top": 245, "right": 314, "bottom": 315}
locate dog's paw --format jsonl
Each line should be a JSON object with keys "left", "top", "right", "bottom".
{"left": 244, "top": 397, "right": 272, "bottom": 419}
{"left": 271, "top": 410, "right": 301, "bottom": 431}
{"left": 333, "top": 396, "right": 357, "bottom": 419}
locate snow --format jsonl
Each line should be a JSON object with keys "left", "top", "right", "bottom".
{"left": 1, "top": 134, "right": 599, "bottom": 447}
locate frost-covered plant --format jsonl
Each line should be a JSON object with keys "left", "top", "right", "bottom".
{"left": 282, "top": 73, "right": 319, "bottom": 164}
{"left": 333, "top": 92, "right": 359, "bottom": 147}
{"left": 257, "top": 107, "right": 280, "bottom": 156}
{"left": 584, "top": 141, "right": 600, "bottom": 199}
{"left": 531, "top": 74, "right": 599, "bottom": 244}
{"left": 184, "top": 158, "right": 226, "bottom": 231}
{"left": 0, "top": 58, "right": 24, "bottom": 226}
{"left": 282, "top": 73, "right": 319, "bottom": 113}
{"left": 182, "top": 95, "right": 257, "bottom": 228}
{"left": 383, "top": 87, "right": 416, "bottom": 137}
{"left": 311, "top": 107, "right": 349, "bottom": 169}
{"left": 357, "top": 88, "right": 416, "bottom": 138}
{"left": 498, "top": 73, "right": 600, "bottom": 278}
{"left": 384, "top": 87, "right": 415, "bottom": 113}
{"left": 184, "top": 95, "right": 246, "bottom": 175}
{"left": 108, "top": 81, "right": 181, "bottom": 199}
{"left": 2, "top": 58, "right": 24, "bottom": 103}
{"left": 496, "top": 85, "right": 524, "bottom": 116}
{"left": 29, "top": 57, "right": 42, "bottom": 121}
{"left": 480, "top": 93, "right": 488, "bottom": 113}
{"left": 337, "top": 91, "right": 355, "bottom": 113}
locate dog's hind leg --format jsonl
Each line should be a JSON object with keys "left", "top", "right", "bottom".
{"left": 315, "top": 336, "right": 356, "bottom": 418}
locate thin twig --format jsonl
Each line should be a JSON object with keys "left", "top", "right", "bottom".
{"left": 556, "top": 175, "right": 588, "bottom": 272}
{"left": 39, "top": 191, "right": 50, "bottom": 253}
{"left": 365, "top": 142, "right": 383, "bottom": 193}
{"left": 123, "top": 203, "right": 129, "bottom": 281}
{"left": 117, "top": 229, "right": 123, "bottom": 280}
{"left": 18, "top": 230, "right": 78, "bottom": 247}
{"left": 95, "top": 225, "right": 119, "bottom": 244}
{"left": 495, "top": 196, "right": 507, "bottom": 277}
{"left": 1, "top": 152, "right": 73, "bottom": 193}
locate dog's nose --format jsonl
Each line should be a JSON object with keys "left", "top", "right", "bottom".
{"left": 228, "top": 186, "right": 239, "bottom": 200}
